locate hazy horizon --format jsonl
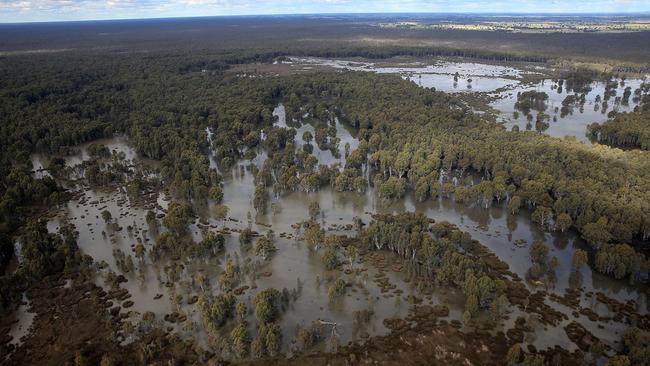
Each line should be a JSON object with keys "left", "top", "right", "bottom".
{"left": 2, "top": 0, "right": 650, "bottom": 23}
{"left": 3, "top": 12, "right": 650, "bottom": 25}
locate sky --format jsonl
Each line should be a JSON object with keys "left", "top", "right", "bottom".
{"left": 1, "top": 0, "right": 649, "bottom": 23}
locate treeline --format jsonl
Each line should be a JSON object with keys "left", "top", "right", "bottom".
{"left": 0, "top": 221, "right": 91, "bottom": 314}
{"left": 175, "top": 45, "right": 548, "bottom": 77}
{"left": 269, "top": 71, "right": 650, "bottom": 276}
{"left": 1, "top": 44, "right": 649, "bottom": 290}
{"left": 0, "top": 53, "right": 131, "bottom": 271}
{"left": 361, "top": 213, "right": 508, "bottom": 322}
{"left": 561, "top": 68, "right": 597, "bottom": 93}
{"left": 3, "top": 17, "right": 650, "bottom": 65}
{"left": 289, "top": 45, "right": 548, "bottom": 63}
{"left": 588, "top": 95, "right": 650, "bottom": 150}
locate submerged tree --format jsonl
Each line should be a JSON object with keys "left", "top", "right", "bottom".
{"left": 255, "top": 236, "right": 277, "bottom": 260}
{"left": 163, "top": 201, "right": 193, "bottom": 236}
{"left": 252, "top": 322, "right": 282, "bottom": 358}
{"left": 213, "top": 204, "right": 230, "bottom": 224}
{"left": 254, "top": 184, "right": 269, "bottom": 214}
{"left": 254, "top": 288, "right": 281, "bottom": 324}
{"left": 556, "top": 213, "right": 573, "bottom": 232}
{"left": 308, "top": 201, "right": 320, "bottom": 220}
{"left": 101, "top": 210, "right": 112, "bottom": 224}
{"left": 594, "top": 244, "right": 641, "bottom": 280}
{"left": 208, "top": 186, "right": 224, "bottom": 202}
{"left": 528, "top": 240, "right": 550, "bottom": 280}
{"left": 321, "top": 246, "right": 339, "bottom": 270}
{"left": 327, "top": 278, "right": 347, "bottom": 300}
{"left": 230, "top": 322, "right": 250, "bottom": 359}
{"left": 198, "top": 292, "right": 236, "bottom": 330}
{"left": 345, "top": 245, "right": 358, "bottom": 271}
{"left": 571, "top": 249, "right": 588, "bottom": 272}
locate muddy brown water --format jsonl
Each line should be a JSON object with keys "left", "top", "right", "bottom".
{"left": 493, "top": 78, "right": 647, "bottom": 143}
{"left": 286, "top": 57, "right": 649, "bottom": 144}
{"left": 5, "top": 294, "right": 35, "bottom": 349}
{"left": 290, "top": 57, "right": 523, "bottom": 93}
{"left": 12, "top": 87, "right": 648, "bottom": 359}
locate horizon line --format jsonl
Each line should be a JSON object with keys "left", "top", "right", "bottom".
{"left": 3, "top": 11, "right": 650, "bottom": 25}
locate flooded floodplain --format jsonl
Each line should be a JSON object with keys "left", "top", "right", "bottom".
{"left": 8, "top": 58, "right": 649, "bottom": 362}
{"left": 494, "top": 78, "right": 648, "bottom": 143}
{"left": 286, "top": 57, "right": 649, "bottom": 143}
{"left": 10, "top": 96, "right": 646, "bottom": 360}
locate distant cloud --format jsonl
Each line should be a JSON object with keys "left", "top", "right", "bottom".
{"left": 0, "top": 0, "right": 649, "bottom": 22}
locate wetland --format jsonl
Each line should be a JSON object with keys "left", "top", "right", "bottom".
{"left": 1, "top": 14, "right": 650, "bottom": 366}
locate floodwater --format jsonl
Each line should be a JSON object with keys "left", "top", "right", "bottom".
{"left": 289, "top": 57, "right": 649, "bottom": 143}
{"left": 494, "top": 78, "right": 648, "bottom": 143}
{"left": 6, "top": 294, "right": 35, "bottom": 348}
{"left": 22, "top": 111, "right": 644, "bottom": 358}
{"left": 290, "top": 57, "right": 521, "bottom": 93}
{"left": 16, "top": 65, "right": 648, "bottom": 357}
{"left": 272, "top": 104, "right": 359, "bottom": 166}
{"left": 410, "top": 73, "right": 517, "bottom": 93}
{"left": 290, "top": 57, "right": 524, "bottom": 78}
{"left": 31, "top": 136, "right": 136, "bottom": 173}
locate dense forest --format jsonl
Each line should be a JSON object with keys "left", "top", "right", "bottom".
{"left": 588, "top": 94, "right": 650, "bottom": 150}
{"left": 2, "top": 41, "right": 650, "bottom": 297}
{"left": 277, "top": 72, "right": 650, "bottom": 276}
{"left": 2, "top": 15, "right": 650, "bottom": 68}
{"left": 1, "top": 16, "right": 650, "bottom": 365}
